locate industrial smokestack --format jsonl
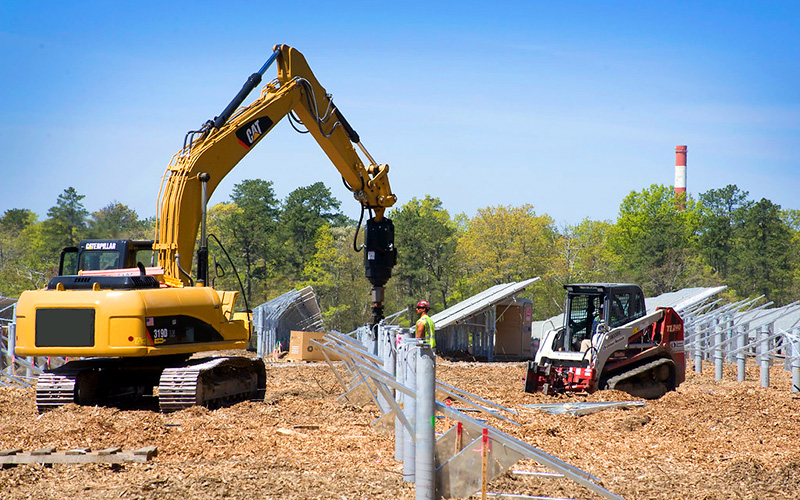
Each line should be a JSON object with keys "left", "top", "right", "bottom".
{"left": 675, "top": 145, "right": 687, "bottom": 209}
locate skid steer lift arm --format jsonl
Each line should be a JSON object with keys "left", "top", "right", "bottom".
{"left": 155, "top": 44, "right": 397, "bottom": 326}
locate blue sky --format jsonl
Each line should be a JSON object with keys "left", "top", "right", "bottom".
{"left": 1, "top": 1, "right": 798, "bottom": 226}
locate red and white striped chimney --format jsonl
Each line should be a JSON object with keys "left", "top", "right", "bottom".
{"left": 675, "top": 145, "right": 687, "bottom": 209}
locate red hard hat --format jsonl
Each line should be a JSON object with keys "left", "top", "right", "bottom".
{"left": 416, "top": 300, "right": 430, "bottom": 309}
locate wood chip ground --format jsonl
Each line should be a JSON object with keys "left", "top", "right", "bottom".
{"left": 1, "top": 357, "right": 799, "bottom": 499}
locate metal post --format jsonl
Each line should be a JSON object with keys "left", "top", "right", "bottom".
{"left": 684, "top": 319, "right": 694, "bottom": 365}
{"left": 714, "top": 319, "right": 723, "bottom": 381}
{"left": 736, "top": 324, "right": 747, "bottom": 382}
{"left": 694, "top": 321, "right": 705, "bottom": 373}
{"left": 7, "top": 320, "right": 16, "bottom": 377}
{"left": 403, "top": 337, "right": 420, "bottom": 482}
{"left": 415, "top": 345, "right": 436, "bottom": 500}
{"left": 383, "top": 327, "right": 397, "bottom": 376}
{"left": 379, "top": 325, "right": 396, "bottom": 413}
{"left": 726, "top": 316, "right": 736, "bottom": 364}
{"left": 791, "top": 327, "right": 800, "bottom": 394}
{"left": 488, "top": 307, "right": 496, "bottom": 362}
{"left": 760, "top": 324, "right": 770, "bottom": 388}
{"left": 395, "top": 331, "right": 409, "bottom": 462}
{"left": 256, "top": 324, "right": 265, "bottom": 359}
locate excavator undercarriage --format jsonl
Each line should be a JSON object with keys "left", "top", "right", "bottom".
{"left": 36, "top": 355, "right": 265, "bottom": 412}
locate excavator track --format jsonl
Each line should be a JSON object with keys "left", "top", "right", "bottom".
{"left": 35, "top": 356, "right": 265, "bottom": 413}
{"left": 158, "top": 357, "right": 266, "bottom": 412}
{"left": 36, "top": 371, "right": 79, "bottom": 412}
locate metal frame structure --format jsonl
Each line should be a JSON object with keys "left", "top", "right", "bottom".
{"left": 682, "top": 297, "right": 800, "bottom": 391}
{"left": 250, "top": 286, "right": 324, "bottom": 358}
{"left": 0, "top": 297, "right": 44, "bottom": 388}
{"left": 312, "top": 326, "right": 627, "bottom": 500}
{"left": 431, "top": 278, "right": 540, "bottom": 361}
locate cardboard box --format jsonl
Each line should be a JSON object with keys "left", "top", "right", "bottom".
{"left": 287, "top": 331, "right": 339, "bottom": 361}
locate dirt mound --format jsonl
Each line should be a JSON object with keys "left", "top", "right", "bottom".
{"left": 1, "top": 359, "right": 799, "bottom": 499}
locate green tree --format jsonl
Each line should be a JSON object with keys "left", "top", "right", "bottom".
{"left": 697, "top": 185, "right": 751, "bottom": 279}
{"left": 279, "top": 182, "right": 350, "bottom": 279}
{"left": 207, "top": 179, "right": 281, "bottom": 305}
{"left": 43, "top": 187, "right": 89, "bottom": 249}
{"left": 0, "top": 209, "right": 46, "bottom": 295}
{"left": 391, "top": 196, "right": 460, "bottom": 311}
{"left": 303, "top": 225, "right": 370, "bottom": 331}
{"left": 552, "top": 218, "right": 617, "bottom": 286}
{"left": 782, "top": 209, "right": 800, "bottom": 300}
{"left": 0, "top": 209, "right": 37, "bottom": 266}
{"left": 457, "top": 204, "right": 557, "bottom": 318}
{"left": 610, "top": 184, "right": 706, "bottom": 296}
{"left": 729, "top": 198, "right": 793, "bottom": 304}
{"left": 87, "top": 202, "right": 150, "bottom": 239}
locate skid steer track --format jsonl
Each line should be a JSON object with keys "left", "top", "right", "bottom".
{"left": 606, "top": 357, "right": 675, "bottom": 399}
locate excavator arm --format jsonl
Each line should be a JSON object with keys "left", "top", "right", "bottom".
{"left": 154, "top": 44, "right": 397, "bottom": 322}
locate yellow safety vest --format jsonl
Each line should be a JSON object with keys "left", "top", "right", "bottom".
{"left": 417, "top": 315, "right": 436, "bottom": 349}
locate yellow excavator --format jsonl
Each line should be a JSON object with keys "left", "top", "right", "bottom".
{"left": 14, "top": 44, "right": 397, "bottom": 412}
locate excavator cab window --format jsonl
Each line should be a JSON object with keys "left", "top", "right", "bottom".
{"left": 79, "top": 251, "right": 120, "bottom": 271}
{"left": 134, "top": 247, "right": 155, "bottom": 268}
{"left": 58, "top": 247, "right": 79, "bottom": 276}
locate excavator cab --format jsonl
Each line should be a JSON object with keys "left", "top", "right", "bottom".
{"left": 59, "top": 239, "right": 155, "bottom": 276}
{"left": 49, "top": 239, "right": 160, "bottom": 292}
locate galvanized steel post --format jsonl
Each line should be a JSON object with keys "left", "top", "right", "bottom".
{"left": 415, "top": 345, "right": 436, "bottom": 500}
{"left": 714, "top": 318, "right": 724, "bottom": 381}
{"left": 395, "top": 331, "right": 410, "bottom": 462}
{"left": 760, "top": 324, "right": 771, "bottom": 388}
{"left": 402, "top": 337, "right": 421, "bottom": 482}
{"left": 7, "top": 322, "right": 16, "bottom": 376}
{"left": 486, "top": 308, "right": 496, "bottom": 362}
{"left": 726, "top": 315, "right": 736, "bottom": 364}
{"left": 694, "top": 321, "right": 705, "bottom": 373}
{"left": 378, "top": 325, "right": 396, "bottom": 414}
{"left": 792, "top": 327, "right": 800, "bottom": 393}
{"left": 736, "top": 324, "right": 747, "bottom": 382}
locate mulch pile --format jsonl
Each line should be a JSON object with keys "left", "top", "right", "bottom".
{"left": 1, "top": 357, "right": 799, "bottom": 499}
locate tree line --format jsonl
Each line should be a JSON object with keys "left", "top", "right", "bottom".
{"left": 1, "top": 182, "right": 797, "bottom": 332}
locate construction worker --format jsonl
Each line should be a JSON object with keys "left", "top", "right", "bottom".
{"left": 580, "top": 302, "right": 604, "bottom": 353}
{"left": 415, "top": 300, "right": 436, "bottom": 353}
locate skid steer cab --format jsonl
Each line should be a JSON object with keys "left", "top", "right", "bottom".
{"left": 524, "top": 283, "right": 685, "bottom": 399}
